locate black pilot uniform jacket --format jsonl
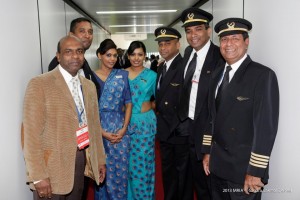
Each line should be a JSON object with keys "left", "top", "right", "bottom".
{"left": 202, "top": 55, "right": 279, "bottom": 184}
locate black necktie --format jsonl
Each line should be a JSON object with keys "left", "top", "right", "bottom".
{"left": 215, "top": 65, "right": 232, "bottom": 111}
{"left": 178, "top": 53, "right": 198, "bottom": 121}
{"left": 184, "top": 53, "right": 197, "bottom": 85}
{"left": 160, "top": 63, "right": 167, "bottom": 85}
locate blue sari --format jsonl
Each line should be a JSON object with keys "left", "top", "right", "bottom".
{"left": 127, "top": 68, "right": 157, "bottom": 200}
{"left": 94, "top": 69, "right": 131, "bottom": 200}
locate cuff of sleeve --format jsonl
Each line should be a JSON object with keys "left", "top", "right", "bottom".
{"left": 247, "top": 152, "right": 269, "bottom": 177}
{"left": 201, "top": 134, "right": 212, "bottom": 154}
{"left": 33, "top": 180, "right": 42, "bottom": 184}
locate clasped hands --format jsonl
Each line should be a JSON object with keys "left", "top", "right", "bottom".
{"left": 103, "top": 128, "right": 126, "bottom": 144}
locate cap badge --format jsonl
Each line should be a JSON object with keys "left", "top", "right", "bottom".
{"left": 227, "top": 22, "right": 236, "bottom": 30}
{"left": 160, "top": 29, "right": 166, "bottom": 35}
{"left": 187, "top": 13, "right": 194, "bottom": 20}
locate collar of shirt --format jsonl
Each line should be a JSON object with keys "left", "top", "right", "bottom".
{"left": 184, "top": 41, "right": 211, "bottom": 77}
{"left": 165, "top": 52, "right": 179, "bottom": 71}
{"left": 193, "top": 40, "right": 211, "bottom": 61}
{"left": 78, "top": 68, "right": 85, "bottom": 77}
{"left": 58, "top": 64, "right": 81, "bottom": 93}
{"left": 58, "top": 64, "right": 79, "bottom": 83}
{"left": 226, "top": 53, "right": 247, "bottom": 82}
{"left": 58, "top": 65, "right": 85, "bottom": 111}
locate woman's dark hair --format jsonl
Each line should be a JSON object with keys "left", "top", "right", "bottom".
{"left": 127, "top": 41, "right": 146, "bottom": 55}
{"left": 96, "top": 39, "right": 117, "bottom": 56}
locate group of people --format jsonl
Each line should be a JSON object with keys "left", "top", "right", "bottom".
{"left": 21, "top": 6, "right": 279, "bottom": 200}
{"left": 155, "top": 8, "right": 279, "bottom": 200}
{"left": 94, "top": 38, "right": 157, "bottom": 200}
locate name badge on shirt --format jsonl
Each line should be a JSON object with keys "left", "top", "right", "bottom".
{"left": 116, "top": 75, "right": 123, "bottom": 78}
{"left": 192, "top": 70, "right": 201, "bottom": 83}
{"left": 76, "top": 125, "right": 90, "bottom": 150}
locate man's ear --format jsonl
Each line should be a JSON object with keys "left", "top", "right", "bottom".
{"left": 245, "top": 37, "right": 250, "bottom": 46}
{"left": 207, "top": 27, "right": 212, "bottom": 37}
{"left": 176, "top": 40, "right": 181, "bottom": 49}
{"left": 68, "top": 32, "right": 74, "bottom": 36}
{"left": 56, "top": 52, "right": 60, "bottom": 62}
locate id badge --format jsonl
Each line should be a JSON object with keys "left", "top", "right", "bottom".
{"left": 192, "top": 72, "right": 200, "bottom": 83}
{"left": 76, "top": 125, "right": 90, "bottom": 149}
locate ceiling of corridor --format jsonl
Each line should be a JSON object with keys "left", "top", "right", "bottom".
{"left": 64, "top": 0, "right": 208, "bottom": 34}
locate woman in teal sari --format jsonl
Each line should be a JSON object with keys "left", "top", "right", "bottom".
{"left": 125, "top": 41, "right": 157, "bottom": 199}
{"left": 94, "top": 39, "right": 132, "bottom": 200}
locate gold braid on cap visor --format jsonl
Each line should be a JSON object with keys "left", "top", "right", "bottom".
{"left": 183, "top": 19, "right": 208, "bottom": 25}
{"left": 157, "top": 34, "right": 178, "bottom": 39}
{"left": 218, "top": 27, "right": 249, "bottom": 36}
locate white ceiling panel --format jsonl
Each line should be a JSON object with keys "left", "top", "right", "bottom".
{"left": 65, "top": 0, "right": 208, "bottom": 34}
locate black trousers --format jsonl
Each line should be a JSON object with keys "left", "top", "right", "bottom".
{"left": 189, "top": 145, "right": 212, "bottom": 200}
{"left": 159, "top": 140, "right": 193, "bottom": 200}
{"left": 33, "top": 149, "right": 86, "bottom": 200}
{"left": 210, "top": 173, "right": 262, "bottom": 200}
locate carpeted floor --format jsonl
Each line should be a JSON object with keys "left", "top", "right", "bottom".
{"left": 86, "top": 138, "right": 165, "bottom": 199}
{"left": 86, "top": 139, "right": 197, "bottom": 199}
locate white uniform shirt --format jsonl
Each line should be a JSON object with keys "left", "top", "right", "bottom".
{"left": 215, "top": 54, "right": 247, "bottom": 97}
{"left": 184, "top": 41, "right": 211, "bottom": 120}
{"left": 58, "top": 65, "right": 85, "bottom": 110}
{"left": 157, "top": 53, "right": 179, "bottom": 89}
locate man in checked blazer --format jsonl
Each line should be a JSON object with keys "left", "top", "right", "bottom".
{"left": 22, "top": 35, "right": 106, "bottom": 200}
{"left": 202, "top": 18, "right": 279, "bottom": 200}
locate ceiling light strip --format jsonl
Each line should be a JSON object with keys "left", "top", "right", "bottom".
{"left": 109, "top": 24, "right": 163, "bottom": 28}
{"left": 97, "top": 10, "right": 177, "bottom": 14}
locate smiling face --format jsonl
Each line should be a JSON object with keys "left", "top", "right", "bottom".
{"left": 128, "top": 47, "right": 146, "bottom": 68}
{"left": 98, "top": 48, "right": 118, "bottom": 70}
{"left": 70, "top": 21, "right": 93, "bottom": 50}
{"left": 219, "top": 34, "right": 249, "bottom": 65}
{"left": 56, "top": 36, "right": 85, "bottom": 76}
{"left": 158, "top": 39, "right": 180, "bottom": 62}
{"left": 185, "top": 24, "right": 211, "bottom": 51}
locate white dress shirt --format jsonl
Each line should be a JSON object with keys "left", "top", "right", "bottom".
{"left": 58, "top": 65, "right": 85, "bottom": 110}
{"left": 157, "top": 53, "right": 179, "bottom": 89}
{"left": 215, "top": 53, "right": 247, "bottom": 97}
{"left": 185, "top": 41, "right": 211, "bottom": 120}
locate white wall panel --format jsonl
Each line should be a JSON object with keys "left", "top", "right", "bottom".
{"left": 201, "top": 0, "right": 214, "bottom": 42}
{"left": 172, "top": 22, "right": 188, "bottom": 55}
{"left": 65, "top": 4, "right": 109, "bottom": 71}
{"left": 85, "top": 25, "right": 109, "bottom": 71}
{"left": 0, "top": 0, "right": 41, "bottom": 199}
{"left": 244, "top": 1, "right": 300, "bottom": 199}
{"left": 39, "top": 0, "right": 66, "bottom": 72}
{"left": 212, "top": 0, "right": 243, "bottom": 43}
{"left": 111, "top": 34, "right": 132, "bottom": 50}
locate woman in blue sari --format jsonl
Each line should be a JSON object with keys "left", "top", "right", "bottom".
{"left": 125, "top": 41, "right": 157, "bottom": 199}
{"left": 94, "top": 39, "right": 132, "bottom": 200}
